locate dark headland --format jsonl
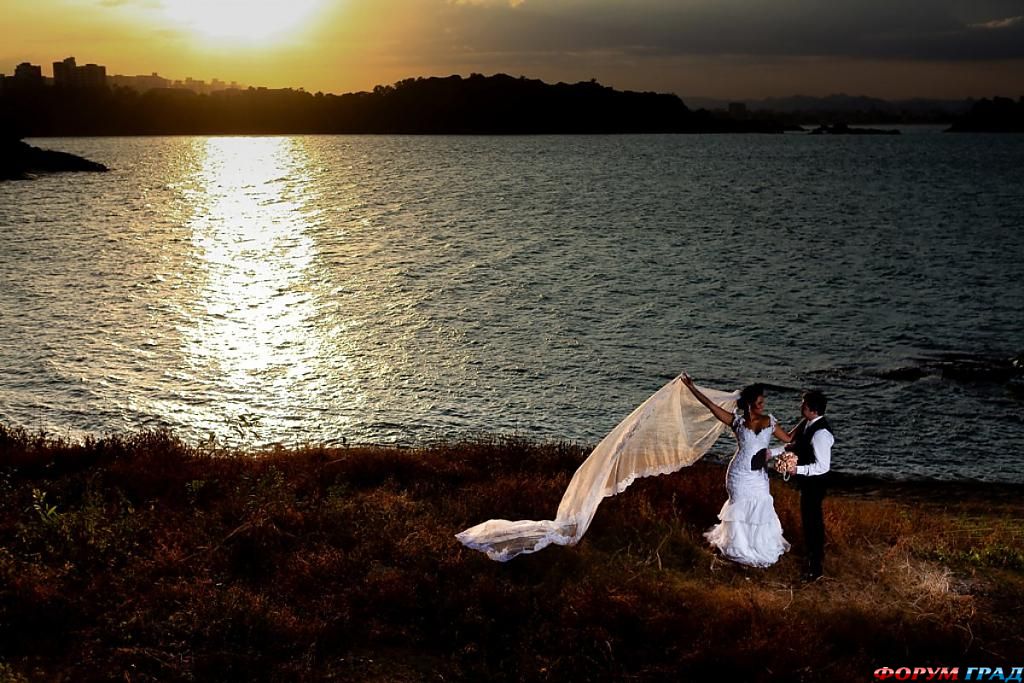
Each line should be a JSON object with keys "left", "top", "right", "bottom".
{"left": 0, "top": 136, "right": 108, "bottom": 181}
{"left": 947, "top": 96, "right": 1024, "bottom": 132}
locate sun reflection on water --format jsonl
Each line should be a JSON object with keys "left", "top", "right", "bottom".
{"left": 179, "top": 137, "right": 355, "bottom": 443}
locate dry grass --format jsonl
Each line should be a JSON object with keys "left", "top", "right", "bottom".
{"left": 1, "top": 424, "right": 1022, "bottom": 682}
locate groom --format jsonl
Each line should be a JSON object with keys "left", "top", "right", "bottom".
{"left": 774, "top": 390, "right": 833, "bottom": 581}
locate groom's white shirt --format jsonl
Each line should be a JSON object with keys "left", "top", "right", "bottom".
{"left": 797, "top": 416, "right": 833, "bottom": 477}
{"left": 768, "top": 415, "right": 833, "bottom": 476}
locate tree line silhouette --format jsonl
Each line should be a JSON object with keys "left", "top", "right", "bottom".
{"left": 946, "top": 96, "right": 1024, "bottom": 132}
{"left": 1, "top": 73, "right": 787, "bottom": 136}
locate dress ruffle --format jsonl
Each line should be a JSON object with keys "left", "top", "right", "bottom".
{"left": 704, "top": 494, "right": 790, "bottom": 568}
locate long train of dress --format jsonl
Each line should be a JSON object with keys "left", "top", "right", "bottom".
{"left": 455, "top": 376, "right": 739, "bottom": 561}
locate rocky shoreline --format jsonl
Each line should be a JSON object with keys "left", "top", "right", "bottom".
{"left": 1, "top": 137, "right": 108, "bottom": 181}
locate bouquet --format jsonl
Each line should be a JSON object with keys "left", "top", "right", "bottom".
{"left": 769, "top": 452, "right": 798, "bottom": 480}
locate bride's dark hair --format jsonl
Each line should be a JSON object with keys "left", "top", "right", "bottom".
{"left": 738, "top": 384, "right": 766, "bottom": 414}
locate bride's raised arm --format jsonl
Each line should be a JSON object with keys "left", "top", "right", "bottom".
{"left": 773, "top": 421, "right": 793, "bottom": 443}
{"left": 680, "top": 373, "right": 734, "bottom": 426}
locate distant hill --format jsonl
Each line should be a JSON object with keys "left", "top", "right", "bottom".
{"left": 0, "top": 73, "right": 790, "bottom": 136}
{"left": 686, "top": 94, "right": 976, "bottom": 125}
{"left": 752, "top": 94, "right": 972, "bottom": 115}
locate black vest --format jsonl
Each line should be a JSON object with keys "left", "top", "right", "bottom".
{"left": 790, "top": 417, "right": 833, "bottom": 466}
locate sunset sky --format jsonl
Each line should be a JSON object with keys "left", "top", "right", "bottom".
{"left": 4, "top": 0, "right": 1024, "bottom": 100}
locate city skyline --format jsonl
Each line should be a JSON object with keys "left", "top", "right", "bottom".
{"left": 1, "top": 55, "right": 244, "bottom": 95}
{"left": 3, "top": 0, "right": 1024, "bottom": 101}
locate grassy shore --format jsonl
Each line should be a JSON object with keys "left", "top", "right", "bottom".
{"left": 1, "top": 425, "right": 1023, "bottom": 682}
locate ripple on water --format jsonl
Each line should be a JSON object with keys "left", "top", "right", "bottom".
{"left": 1, "top": 134, "right": 1023, "bottom": 480}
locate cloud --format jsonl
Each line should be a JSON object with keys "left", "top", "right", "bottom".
{"left": 389, "top": 0, "right": 1024, "bottom": 63}
{"left": 970, "top": 15, "right": 1024, "bottom": 29}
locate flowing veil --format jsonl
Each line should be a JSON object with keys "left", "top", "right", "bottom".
{"left": 456, "top": 375, "right": 739, "bottom": 561}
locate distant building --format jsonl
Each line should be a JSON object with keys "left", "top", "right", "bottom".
{"left": 167, "top": 76, "right": 242, "bottom": 94}
{"left": 78, "top": 63, "right": 107, "bottom": 88}
{"left": 52, "top": 56, "right": 107, "bottom": 88}
{"left": 3, "top": 62, "right": 45, "bottom": 91}
{"left": 111, "top": 73, "right": 240, "bottom": 94}
{"left": 109, "top": 72, "right": 171, "bottom": 92}
{"left": 14, "top": 62, "right": 43, "bottom": 82}
{"left": 53, "top": 57, "right": 76, "bottom": 86}
{"left": 3, "top": 56, "right": 241, "bottom": 95}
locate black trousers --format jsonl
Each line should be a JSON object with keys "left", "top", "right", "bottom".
{"left": 798, "top": 476, "right": 827, "bottom": 574}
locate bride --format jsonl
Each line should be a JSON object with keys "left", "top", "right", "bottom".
{"left": 681, "top": 373, "right": 792, "bottom": 567}
{"left": 457, "top": 372, "right": 785, "bottom": 563}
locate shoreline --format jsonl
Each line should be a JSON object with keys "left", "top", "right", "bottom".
{"left": 2, "top": 422, "right": 1021, "bottom": 493}
{"left": 826, "top": 471, "right": 1024, "bottom": 504}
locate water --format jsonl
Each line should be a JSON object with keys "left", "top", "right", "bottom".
{"left": 1, "top": 133, "right": 1023, "bottom": 482}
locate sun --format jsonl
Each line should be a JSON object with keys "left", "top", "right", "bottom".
{"left": 159, "top": 0, "right": 326, "bottom": 44}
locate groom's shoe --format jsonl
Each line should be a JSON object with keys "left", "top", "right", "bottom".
{"left": 801, "top": 560, "right": 823, "bottom": 582}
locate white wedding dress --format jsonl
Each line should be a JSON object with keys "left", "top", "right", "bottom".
{"left": 703, "top": 412, "right": 790, "bottom": 567}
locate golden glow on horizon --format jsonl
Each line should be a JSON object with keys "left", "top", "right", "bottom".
{"left": 2, "top": 0, "right": 1022, "bottom": 99}
{"left": 159, "top": 0, "right": 328, "bottom": 45}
